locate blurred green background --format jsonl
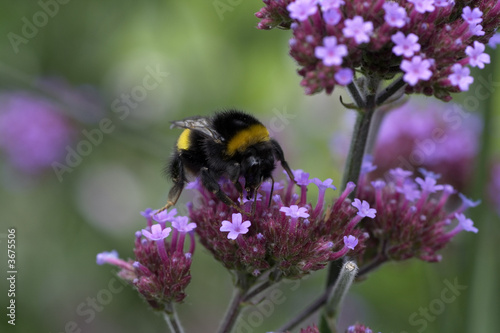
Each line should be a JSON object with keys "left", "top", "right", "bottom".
{"left": 0, "top": 1, "right": 499, "bottom": 332}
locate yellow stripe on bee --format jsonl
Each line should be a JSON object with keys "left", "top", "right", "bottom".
{"left": 226, "top": 124, "right": 270, "bottom": 156}
{"left": 177, "top": 129, "right": 191, "bottom": 150}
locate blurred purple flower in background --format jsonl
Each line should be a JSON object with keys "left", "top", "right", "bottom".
{"left": 0, "top": 92, "right": 75, "bottom": 174}
{"left": 372, "top": 100, "right": 481, "bottom": 191}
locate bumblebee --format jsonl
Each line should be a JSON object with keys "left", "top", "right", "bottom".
{"left": 160, "top": 109, "right": 295, "bottom": 214}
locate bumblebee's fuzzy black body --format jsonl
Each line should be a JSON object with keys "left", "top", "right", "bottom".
{"left": 162, "top": 110, "right": 294, "bottom": 213}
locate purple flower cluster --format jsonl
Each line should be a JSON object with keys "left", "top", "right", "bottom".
{"left": 97, "top": 209, "right": 196, "bottom": 308}
{"left": 372, "top": 99, "right": 481, "bottom": 191}
{"left": 0, "top": 92, "right": 74, "bottom": 173}
{"left": 188, "top": 169, "right": 373, "bottom": 279}
{"left": 256, "top": 0, "right": 500, "bottom": 99}
{"left": 356, "top": 167, "right": 479, "bottom": 263}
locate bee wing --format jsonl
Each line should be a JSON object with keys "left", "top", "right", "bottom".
{"left": 170, "top": 116, "right": 223, "bottom": 142}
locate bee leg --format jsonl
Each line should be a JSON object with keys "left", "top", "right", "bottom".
{"left": 227, "top": 162, "right": 243, "bottom": 200}
{"left": 200, "top": 167, "right": 246, "bottom": 215}
{"left": 159, "top": 154, "right": 186, "bottom": 213}
{"left": 270, "top": 138, "right": 295, "bottom": 183}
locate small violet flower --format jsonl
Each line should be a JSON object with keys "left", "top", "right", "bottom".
{"left": 172, "top": 216, "right": 197, "bottom": 233}
{"left": 448, "top": 64, "right": 474, "bottom": 91}
{"left": 352, "top": 199, "right": 377, "bottom": 218}
{"left": 408, "top": 0, "right": 435, "bottom": 14}
{"left": 280, "top": 205, "right": 310, "bottom": 219}
{"left": 342, "top": 16, "right": 373, "bottom": 45}
{"left": 392, "top": 32, "right": 421, "bottom": 58}
{"left": 142, "top": 224, "right": 172, "bottom": 241}
{"left": 465, "top": 41, "right": 490, "bottom": 69}
{"left": 383, "top": 2, "right": 407, "bottom": 28}
{"left": 344, "top": 235, "right": 358, "bottom": 250}
{"left": 401, "top": 56, "right": 433, "bottom": 86}
{"left": 220, "top": 213, "right": 251, "bottom": 240}
{"left": 287, "top": 0, "right": 318, "bottom": 21}
{"left": 315, "top": 36, "right": 348, "bottom": 66}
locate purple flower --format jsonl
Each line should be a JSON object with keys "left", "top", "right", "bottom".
{"left": 371, "top": 180, "right": 386, "bottom": 190}
{"left": 419, "top": 168, "right": 441, "bottom": 180}
{"left": 287, "top": 0, "right": 318, "bottom": 21}
{"left": 292, "top": 169, "right": 311, "bottom": 186}
{"left": 361, "top": 155, "right": 377, "bottom": 174}
{"left": 397, "top": 183, "right": 421, "bottom": 201}
{"left": 153, "top": 208, "right": 177, "bottom": 224}
{"left": 466, "top": 41, "right": 490, "bottom": 69}
{"left": 96, "top": 250, "right": 119, "bottom": 265}
{"left": 462, "top": 6, "right": 483, "bottom": 26}
{"left": 343, "top": 235, "right": 358, "bottom": 250}
{"left": 470, "top": 23, "right": 485, "bottom": 36}
{"left": 319, "top": 0, "right": 344, "bottom": 11}
{"left": 323, "top": 8, "right": 342, "bottom": 25}
{"left": 455, "top": 213, "right": 478, "bottom": 233}
{"left": 448, "top": 64, "right": 474, "bottom": 91}
{"left": 389, "top": 168, "right": 413, "bottom": 181}
{"left": 409, "top": 0, "right": 435, "bottom": 13}
{"left": 189, "top": 170, "right": 368, "bottom": 278}
{"left": 356, "top": 168, "right": 478, "bottom": 263}
{"left": 334, "top": 68, "right": 354, "bottom": 85}
{"left": 280, "top": 205, "right": 310, "bottom": 219}
{"left": 392, "top": 32, "right": 421, "bottom": 58}
{"left": 458, "top": 193, "right": 481, "bottom": 209}
{"left": 488, "top": 33, "right": 500, "bottom": 48}
{"left": 142, "top": 224, "right": 172, "bottom": 241}
{"left": 312, "top": 178, "right": 336, "bottom": 191}
{"left": 383, "top": 2, "right": 407, "bottom": 28}
{"left": 0, "top": 93, "right": 74, "bottom": 173}
{"left": 220, "top": 213, "right": 251, "bottom": 240}
{"left": 401, "top": 56, "right": 433, "bottom": 86}
{"left": 140, "top": 208, "right": 154, "bottom": 219}
{"left": 315, "top": 36, "right": 348, "bottom": 66}
{"left": 352, "top": 199, "right": 376, "bottom": 218}
{"left": 172, "top": 216, "right": 197, "bottom": 233}
{"left": 415, "top": 176, "right": 444, "bottom": 193}
{"left": 342, "top": 16, "right": 373, "bottom": 45}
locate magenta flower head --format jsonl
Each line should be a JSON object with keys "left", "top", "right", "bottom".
{"left": 189, "top": 171, "right": 371, "bottom": 281}
{"left": 371, "top": 98, "right": 481, "bottom": 191}
{"left": 355, "top": 166, "right": 478, "bottom": 264}
{"left": 0, "top": 92, "right": 74, "bottom": 174}
{"left": 97, "top": 209, "right": 196, "bottom": 308}
{"left": 256, "top": 0, "right": 500, "bottom": 99}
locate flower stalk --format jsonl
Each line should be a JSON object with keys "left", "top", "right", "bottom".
{"left": 163, "top": 303, "right": 184, "bottom": 333}
{"left": 320, "top": 261, "right": 359, "bottom": 333}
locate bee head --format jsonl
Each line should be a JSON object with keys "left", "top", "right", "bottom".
{"left": 241, "top": 145, "right": 276, "bottom": 199}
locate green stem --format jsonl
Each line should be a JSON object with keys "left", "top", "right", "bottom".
{"left": 320, "top": 261, "right": 359, "bottom": 333}
{"left": 163, "top": 303, "right": 184, "bottom": 333}
{"left": 278, "top": 290, "right": 328, "bottom": 332}
{"left": 217, "top": 286, "right": 249, "bottom": 333}
{"left": 464, "top": 55, "right": 499, "bottom": 333}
